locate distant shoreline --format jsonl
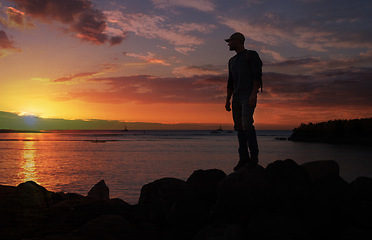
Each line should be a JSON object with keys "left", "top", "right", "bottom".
{"left": 0, "top": 129, "right": 44, "bottom": 133}
{"left": 288, "top": 118, "right": 372, "bottom": 146}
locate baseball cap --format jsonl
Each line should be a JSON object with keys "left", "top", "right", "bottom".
{"left": 225, "top": 32, "right": 245, "bottom": 43}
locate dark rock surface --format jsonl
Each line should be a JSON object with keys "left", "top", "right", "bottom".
{"left": 1, "top": 159, "right": 372, "bottom": 240}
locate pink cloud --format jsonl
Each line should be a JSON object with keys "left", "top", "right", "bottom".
{"left": 125, "top": 52, "right": 171, "bottom": 66}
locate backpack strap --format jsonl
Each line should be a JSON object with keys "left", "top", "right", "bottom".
{"left": 246, "top": 50, "right": 263, "bottom": 92}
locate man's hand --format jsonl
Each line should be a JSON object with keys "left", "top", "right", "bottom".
{"left": 225, "top": 101, "right": 231, "bottom": 112}
{"left": 249, "top": 94, "right": 257, "bottom": 108}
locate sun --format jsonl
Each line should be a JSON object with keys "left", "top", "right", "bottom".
{"left": 19, "top": 112, "right": 39, "bottom": 126}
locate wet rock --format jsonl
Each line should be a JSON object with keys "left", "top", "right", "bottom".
{"left": 186, "top": 169, "right": 227, "bottom": 207}
{"left": 213, "top": 165, "right": 265, "bottom": 221}
{"left": 87, "top": 180, "right": 109, "bottom": 201}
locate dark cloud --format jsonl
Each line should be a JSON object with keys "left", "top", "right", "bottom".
{"left": 0, "top": 29, "right": 20, "bottom": 56}
{"left": 266, "top": 58, "right": 320, "bottom": 67}
{"left": 50, "top": 74, "right": 226, "bottom": 104}
{"left": 48, "top": 64, "right": 372, "bottom": 112}
{"left": 262, "top": 67, "right": 372, "bottom": 108}
{"left": 9, "top": 0, "right": 124, "bottom": 45}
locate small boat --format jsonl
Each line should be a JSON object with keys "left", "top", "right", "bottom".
{"left": 122, "top": 125, "right": 129, "bottom": 132}
{"left": 211, "top": 126, "right": 223, "bottom": 134}
{"left": 91, "top": 139, "right": 106, "bottom": 143}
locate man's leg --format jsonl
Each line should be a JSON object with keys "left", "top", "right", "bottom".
{"left": 237, "top": 130, "right": 249, "bottom": 161}
{"left": 242, "top": 98, "right": 259, "bottom": 164}
{"left": 232, "top": 99, "right": 249, "bottom": 171}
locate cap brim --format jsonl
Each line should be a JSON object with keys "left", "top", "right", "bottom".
{"left": 225, "top": 39, "right": 230, "bottom": 42}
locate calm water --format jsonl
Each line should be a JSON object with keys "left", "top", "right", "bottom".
{"left": 0, "top": 130, "right": 371, "bottom": 204}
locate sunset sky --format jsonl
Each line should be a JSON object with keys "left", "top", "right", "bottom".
{"left": 1, "top": 0, "right": 371, "bottom": 130}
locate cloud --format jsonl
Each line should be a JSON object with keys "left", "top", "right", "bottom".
{"left": 51, "top": 71, "right": 100, "bottom": 83}
{"left": 220, "top": 14, "right": 372, "bottom": 52}
{"left": 0, "top": 30, "right": 21, "bottom": 57}
{"left": 50, "top": 62, "right": 121, "bottom": 83}
{"left": 8, "top": 0, "right": 124, "bottom": 45}
{"left": 125, "top": 52, "right": 171, "bottom": 66}
{"left": 260, "top": 47, "right": 285, "bottom": 61}
{"left": 151, "top": 0, "right": 216, "bottom": 12}
{"left": 261, "top": 67, "right": 372, "bottom": 109}
{"left": 105, "top": 10, "right": 213, "bottom": 53}
{"left": 173, "top": 64, "right": 224, "bottom": 77}
{"left": 50, "top": 74, "right": 226, "bottom": 104}
{"left": 1, "top": 6, "right": 34, "bottom": 29}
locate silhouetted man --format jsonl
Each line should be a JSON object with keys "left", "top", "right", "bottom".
{"left": 225, "top": 32, "right": 262, "bottom": 171}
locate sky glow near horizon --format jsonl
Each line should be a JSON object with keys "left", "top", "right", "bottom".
{"left": 0, "top": 0, "right": 371, "bottom": 130}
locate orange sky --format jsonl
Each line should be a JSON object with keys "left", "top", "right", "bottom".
{"left": 1, "top": 0, "right": 371, "bottom": 130}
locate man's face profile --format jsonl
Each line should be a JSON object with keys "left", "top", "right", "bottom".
{"left": 227, "top": 39, "right": 239, "bottom": 51}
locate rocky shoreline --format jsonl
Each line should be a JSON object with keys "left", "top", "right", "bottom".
{"left": 1, "top": 159, "right": 372, "bottom": 240}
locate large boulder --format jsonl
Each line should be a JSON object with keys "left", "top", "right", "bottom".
{"left": 301, "top": 160, "right": 340, "bottom": 181}
{"left": 138, "top": 177, "right": 205, "bottom": 239}
{"left": 345, "top": 177, "right": 372, "bottom": 232}
{"left": 41, "top": 196, "right": 134, "bottom": 237}
{"left": 186, "top": 169, "right": 227, "bottom": 208}
{"left": 213, "top": 165, "right": 265, "bottom": 222}
{"left": 264, "top": 159, "right": 312, "bottom": 214}
{"left": 193, "top": 222, "right": 241, "bottom": 240}
{"left": 87, "top": 180, "right": 110, "bottom": 201}
{"left": 301, "top": 160, "right": 350, "bottom": 238}
{"left": 70, "top": 214, "right": 138, "bottom": 240}
{"left": 4, "top": 181, "right": 52, "bottom": 239}
{"left": 247, "top": 208, "right": 311, "bottom": 240}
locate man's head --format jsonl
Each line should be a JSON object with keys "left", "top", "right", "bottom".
{"left": 225, "top": 32, "right": 245, "bottom": 51}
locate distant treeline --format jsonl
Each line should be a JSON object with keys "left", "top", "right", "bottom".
{"left": 289, "top": 118, "right": 372, "bottom": 145}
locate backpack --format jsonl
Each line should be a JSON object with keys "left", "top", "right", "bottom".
{"left": 245, "top": 50, "right": 263, "bottom": 92}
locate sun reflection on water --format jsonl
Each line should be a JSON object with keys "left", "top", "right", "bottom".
{"left": 19, "top": 138, "right": 38, "bottom": 182}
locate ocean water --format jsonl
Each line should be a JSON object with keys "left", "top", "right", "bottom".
{"left": 0, "top": 130, "right": 371, "bottom": 204}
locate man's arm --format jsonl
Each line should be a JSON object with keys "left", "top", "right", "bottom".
{"left": 225, "top": 87, "right": 233, "bottom": 112}
{"left": 249, "top": 80, "right": 261, "bottom": 108}
{"left": 249, "top": 51, "right": 262, "bottom": 108}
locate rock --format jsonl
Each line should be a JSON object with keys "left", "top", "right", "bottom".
{"left": 350, "top": 177, "right": 372, "bottom": 201}
{"left": 344, "top": 177, "right": 372, "bottom": 232}
{"left": 264, "top": 159, "right": 312, "bottom": 214}
{"left": 87, "top": 180, "right": 109, "bottom": 201}
{"left": 247, "top": 208, "right": 311, "bottom": 240}
{"left": 193, "top": 222, "right": 241, "bottom": 240}
{"left": 213, "top": 164, "right": 265, "bottom": 222}
{"left": 138, "top": 177, "right": 205, "bottom": 239}
{"left": 0, "top": 181, "right": 52, "bottom": 239}
{"left": 301, "top": 160, "right": 340, "bottom": 181}
{"left": 186, "top": 169, "right": 227, "bottom": 208}
{"left": 308, "top": 173, "right": 350, "bottom": 237}
{"left": 70, "top": 214, "right": 138, "bottom": 240}
{"left": 42, "top": 196, "right": 135, "bottom": 237}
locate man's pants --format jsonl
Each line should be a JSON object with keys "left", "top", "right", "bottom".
{"left": 232, "top": 95, "right": 259, "bottom": 161}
